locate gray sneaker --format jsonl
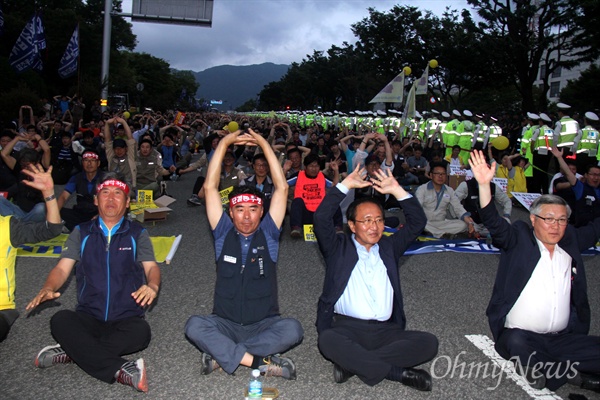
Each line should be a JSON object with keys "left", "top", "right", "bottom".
{"left": 259, "top": 355, "right": 296, "bottom": 380}
{"left": 115, "top": 358, "right": 147, "bottom": 393}
{"left": 187, "top": 194, "right": 203, "bottom": 207}
{"left": 200, "top": 352, "right": 221, "bottom": 375}
{"left": 34, "top": 344, "right": 73, "bottom": 368}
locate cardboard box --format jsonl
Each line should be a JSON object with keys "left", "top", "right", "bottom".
{"left": 135, "top": 195, "right": 176, "bottom": 223}
{"left": 448, "top": 175, "right": 466, "bottom": 190}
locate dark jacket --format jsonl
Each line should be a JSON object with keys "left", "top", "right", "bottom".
{"left": 313, "top": 187, "right": 427, "bottom": 334}
{"left": 75, "top": 219, "right": 147, "bottom": 322}
{"left": 481, "top": 201, "right": 599, "bottom": 341}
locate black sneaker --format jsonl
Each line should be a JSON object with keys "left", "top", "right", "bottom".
{"left": 34, "top": 344, "right": 73, "bottom": 368}
{"left": 115, "top": 358, "right": 147, "bottom": 393}
{"left": 200, "top": 352, "right": 221, "bottom": 375}
{"left": 259, "top": 355, "right": 296, "bottom": 380}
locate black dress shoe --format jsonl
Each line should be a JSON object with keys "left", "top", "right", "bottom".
{"left": 333, "top": 363, "right": 354, "bottom": 383}
{"left": 400, "top": 367, "right": 433, "bottom": 391}
{"left": 569, "top": 371, "right": 600, "bottom": 393}
{"left": 518, "top": 366, "right": 546, "bottom": 389}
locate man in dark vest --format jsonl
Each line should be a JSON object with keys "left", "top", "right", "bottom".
{"left": 185, "top": 128, "right": 303, "bottom": 380}
{"left": 454, "top": 177, "right": 512, "bottom": 238}
{"left": 57, "top": 150, "right": 105, "bottom": 231}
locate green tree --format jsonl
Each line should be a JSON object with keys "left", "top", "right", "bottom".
{"left": 466, "top": 0, "right": 599, "bottom": 111}
{"left": 559, "top": 64, "right": 600, "bottom": 111}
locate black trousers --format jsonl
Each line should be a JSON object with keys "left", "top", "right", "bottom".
{"left": 495, "top": 328, "right": 600, "bottom": 390}
{"left": 61, "top": 207, "right": 97, "bottom": 231}
{"left": 50, "top": 310, "right": 151, "bottom": 383}
{"left": 318, "top": 315, "right": 438, "bottom": 386}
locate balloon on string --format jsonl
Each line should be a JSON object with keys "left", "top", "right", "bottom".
{"left": 403, "top": 66, "right": 412, "bottom": 76}
{"left": 122, "top": 111, "right": 130, "bottom": 119}
{"left": 429, "top": 59, "right": 438, "bottom": 69}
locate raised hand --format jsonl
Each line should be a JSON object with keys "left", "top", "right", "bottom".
{"left": 371, "top": 168, "right": 400, "bottom": 195}
{"left": 340, "top": 165, "right": 371, "bottom": 190}
{"left": 21, "top": 164, "right": 54, "bottom": 193}
{"left": 468, "top": 150, "right": 496, "bottom": 185}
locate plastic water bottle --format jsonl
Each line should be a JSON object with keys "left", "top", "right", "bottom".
{"left": 247, "top": 369, "right": 262, "bottom": 398}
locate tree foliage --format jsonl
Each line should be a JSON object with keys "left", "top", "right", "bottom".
{"left": 0, "top": 0, "right": 198, "bottom": 123}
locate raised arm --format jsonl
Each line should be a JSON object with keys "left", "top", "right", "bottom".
{"left": 469, "top": 150, "right": 496, "bottom": 208}
{"left": 551, "top": 145, "right": 577, "bottom": 186}
{"left": 248, "top": 128, "right": 288, "bottom": 228}
{"left": 204, "top": 131, "right": 252, "bottom": 229}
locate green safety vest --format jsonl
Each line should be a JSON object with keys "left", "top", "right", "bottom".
{"left": 555, "top": 117, "right": 579, "bottom": 147}
{"left": 577, "top": 125, "right": 599, "bottom": 155}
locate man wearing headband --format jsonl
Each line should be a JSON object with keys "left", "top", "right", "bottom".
{"left": 27, "top": 174, "right": 161, "bottom": 393}
{"left": 185, "top": 129, "right": 303, "bottom": 380}
{"left": 56, "top": 150, "right": 105, "bottom": 231}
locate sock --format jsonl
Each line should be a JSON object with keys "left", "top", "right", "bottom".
{"left": 251, "top": 356, "right": 263, "bottom": 369}
{"left": 386, "top": 366, "right": 405, "bottom": 382}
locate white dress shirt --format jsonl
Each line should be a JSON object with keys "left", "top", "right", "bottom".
{"left": 505, "top": 237, "right": 572, "bottom": 333}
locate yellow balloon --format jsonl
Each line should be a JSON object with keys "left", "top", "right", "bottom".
{"left": 227, "top": 121, "right": 239, "bottom": 132}
{"left": 122, "top": 111, "right": 130, "bottom": 119}
{"left": 492, "top": 136, "right": 509, "bottom": 151}
{"left": 403, "top": 66, "right": 412, "bottom": 76}
{"left": 429, "top": 59, "right": 438, "bottom": 69}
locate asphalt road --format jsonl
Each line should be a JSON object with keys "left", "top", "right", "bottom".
{"left": 1, "top": 163, "right": 598, "bottom": 400}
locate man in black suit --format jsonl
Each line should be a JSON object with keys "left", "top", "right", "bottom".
{"left": 469, "top": 150, "right": 600, "bottom": 393}
{"left": 313, "top": 166, "right": 438, "bottom": 390}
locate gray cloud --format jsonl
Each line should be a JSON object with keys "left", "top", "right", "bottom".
{"left": 123, "top": 0, "right": 470, "bottom": 72}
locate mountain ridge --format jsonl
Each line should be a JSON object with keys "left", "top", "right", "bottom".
{"left": 192, "top": 62, "right": 289, "bottom": 110}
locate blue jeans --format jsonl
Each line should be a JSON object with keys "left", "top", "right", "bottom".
{"left": 0, "top": 197, "right": 46, "bottom": 222}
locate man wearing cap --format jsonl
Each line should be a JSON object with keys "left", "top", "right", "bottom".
{"left": 27, "top": 175, "right": 161, "bottom": 393}
{"left": 57, "top": 149, "right": 105, "bottom": 231}
{"left": 521, "top": 113, "right": 540, "bottom": 191}
{"left": 185, "top": 129, "right": 303, "bottom": 380}
{"left": 443, "top": 110, "right": 461, "bottom": 158}
{"left": 457, "top": 110, "right": 475, "bottom": 164}
{"left": 530, "top": 113, "right": 555, "bottom": 194}
{"left": 104, "top": 117, "right": 137, "bottom": 195}
{"left": 575, "top": 112, "right": 599, "bottom": 172}
{"left": 554, "top": 103, "right": 581, "bottom": 153}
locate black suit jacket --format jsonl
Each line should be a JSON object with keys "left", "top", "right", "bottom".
{"left": 481, "top": 201, "right": 600, "bottom": 341}
{"left": 313, "top": 186, "right": 427, "bottom": 334}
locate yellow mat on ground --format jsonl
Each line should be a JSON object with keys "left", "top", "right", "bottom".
{"left": 17, "top": 234, "right": 182, "bottom": 264}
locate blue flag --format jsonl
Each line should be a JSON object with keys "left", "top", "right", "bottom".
{"left": 9, "top": 13, "right": 46, "bottom": 73}
{"left": 58, "top": 24, "right": 79, "bottom": 79}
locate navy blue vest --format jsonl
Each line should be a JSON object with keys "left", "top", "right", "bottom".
{"left": 213, "top": 227, "right": 279, "bottom": 325}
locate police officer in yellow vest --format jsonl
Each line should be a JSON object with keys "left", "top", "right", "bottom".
{"left": 576, "top": 111, "right": 600, "bottom": 172}
{"left": 530, "top": 113, "right": 555, "bottom": 193}
{"left": 458, "top": 110, "right": 475, "bottom": 164}
{"left": 554, "top": 102, "right": 581, "bottom": 154}
{"left": 471, "top": 113, "right": 487, "bottom": 151}
{"left": 0, "top": 164, "right": 63, "bottom": 342}
{"left": 444, "top": 110, "right": 461, "bottom": 158}
{"left": 521, "top": 112, "right": 540, "bottom": 188}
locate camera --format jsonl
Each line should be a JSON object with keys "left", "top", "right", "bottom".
{"left": 241, "top": 121, "right": 250, "bottom": 132}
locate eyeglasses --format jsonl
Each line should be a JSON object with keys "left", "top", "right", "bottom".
{"left": 354, "top": 218, "right": 385, "bottom": 227}
{"left": 534, "top": 215, "right": 568, "bottom": 226}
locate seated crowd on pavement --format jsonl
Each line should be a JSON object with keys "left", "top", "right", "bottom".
{"left": 0, "top": 97, "right": 599, "bottom": 394}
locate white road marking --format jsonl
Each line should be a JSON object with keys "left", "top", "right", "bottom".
{"left": 465, "top": 334, "right": 563, "bottom": 400}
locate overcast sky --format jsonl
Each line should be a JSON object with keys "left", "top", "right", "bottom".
{"left": 121, "top": 0, "right": 471, "bottom": 72}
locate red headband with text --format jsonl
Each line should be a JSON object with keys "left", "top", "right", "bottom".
{"left": 97, "top": 179, "right": 130, "bottom": 195}
{"left": 230, "top": 194, "right": 263, "bottom": 207}
{"left": 82, "top": 152, "right": 99, "bottom": 160}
